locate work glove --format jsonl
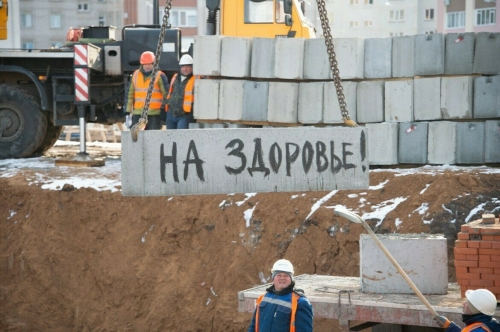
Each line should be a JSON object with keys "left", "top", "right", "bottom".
{"left": 434, "top": 315, "right": 451, "bottom": 329}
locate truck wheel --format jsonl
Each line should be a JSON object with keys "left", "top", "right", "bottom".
{"left": 0, "top": 85, "right": 47, "bottom": 159}
{"left": 33, "top": 115, "right": 63, "bottom": 155}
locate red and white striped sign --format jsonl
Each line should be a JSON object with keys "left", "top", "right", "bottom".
{"left": 74, "top": 44, "right": 87, "bottom": 66}
{"left": 75, "top": 68, "right": 89, "bottom": 102}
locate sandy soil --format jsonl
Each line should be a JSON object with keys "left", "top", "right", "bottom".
{"left": 1, "top": 143, "right": 499, "bottom": 331}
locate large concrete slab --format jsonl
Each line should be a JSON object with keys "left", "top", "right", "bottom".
{"left": 456, "top": 122, "right": 485, "bottom": 164}
{"left": 364, "top": 38, "right": 392, "bottom": 79}
{"left": 193, "top": 35, "right": 222, "bottom": 76}
{"left": 366, "top": 123, "right": 398, "bottom": 165}
{"left": 274, "top": 38, "right": 304, "bottom": 79}
{"left": 445, "top": 33, "right": 475, "bottom": 75}
{"left": 193, "top": 79, "right": 219, "bottom": 120}
{"left": 268, "top": 82, "right": 299, "bottom": 123}
{"left": 242, "top": 81, "right": 269, "bottom": 122}
{"left": 398, "top": 122, "right": 428, "bottom": 164}
{"left": 485, "top": 120, "right": 500, "bottom": 163}
{"left": 428, "top": 121, "right": 457, "bottom": 165}
{"left": 415, "top": 34, "right": 445, "bottom": 76}
{"left": 385, "top": 80, "right": 413, "bottom": 123}
{"left": 250, "top": 38, "right": 275, "bottom": 79}
{"left": 303, "top": 38, "right": 331, "bottom": 80}
{"left": 414, "top": 77, "right": 441, "bottom": 121}
{"left": 440, "top": 76, "right": 473, "bottom": 119}
{"left": 219, "top": 80, "right": 245, "bottom": 121}
{"left": 324, "top": 81, "right": 357, "bottom": 124}
{"left": 360, "top": 234, "right": 448, "bottom": 294}
{"left": 332, "top": 38, "right": 364, "bottom": 79}
{"left": 473, "top": 75, "right": 500, "bottom": 118}
{"left": 121, "top": 127, "right": 369, "bottom": 196}
{"left": 298, "top": 82, "right": 323, "bottom": 124}
{"left": 220, "top": 37, "right": 252, "bottom": 78}
{"left": 357, "top": 81, "right": 384, "bottom": 123}
{"left": 473, "top": 32, "right": 500, "bottom": 75}
{"left": 392, "top": 35, "right": 415, "bottom": 78}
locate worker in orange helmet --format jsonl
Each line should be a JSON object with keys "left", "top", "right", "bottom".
{"left": 435, "top": 289, "right": 500, "bottom": 331}
{"left": 125, "top": 51, "right": 169, "bottom": 130}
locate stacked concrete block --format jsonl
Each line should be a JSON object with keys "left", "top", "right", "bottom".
{"left": 226, "top": 123, "right": 249, "bottom": 128}
{"left": 473, "top": 32, "right": 500, "bottom": 75}
{"left": 485, "top": 120, "right": 500, "bottom": 163}
{"left": 250, "top": 38, "right": 275, "bottom": 79}
{"left": 445, "top": 33, "right": 475, "bottom": 75}
{"left": 414, "top": 34, "right": 445, "bottom": 76}
{"left": 364, "top": 38, "right": 392, "bottom": 79}
{"left": 219, "top": 80, "right": 245, "bottom": 121}
{"left": 456, "top": 122, "right": 485, "bottom": 164}
{"left": 428, "top": 122, "right": 457, "bottom": 165}
{"left": 193, "top": 79, "right": 220, "bottom": 120}
{"left": 189, "top": 122, "right": 212, "bottom": 129}
{"left": 357, "top": 81, "right": 384, "bottom": 123}
{"left": 274, "top": 38, "right": 304, "bottom": 79}
{"left": 220, "top": 37, "right": 252, "bottom": 78}
{"left": 385, "top": 80, "right": 413, "bottom": 123}
{"left": 366, "top": 123, "right": 398, "bottom": 165}
{"left": 303, "top": 38, "right": 331, "bottom": 80}
{"left": 414, "top": 77, "right": 441, "bottom": 121}
{"left": 392, "top": 35, "right": 415, "bottom": 78}
{"left": 242, "top": 81, "right": 269, "bottom": 122}
{"left": 268, "top": 82, "right": 299, "bottom": 123}
{"left": 332, "top": 38, "right": 364, "bottom": 79}
{"left": 474, "top": 75, "right": 500, "bottom": 118}
{"left": 398, "top": 122, "right": 428, "bottom": 164}
{"left": 441, "top": 76, "right": 474, "bottom": 119}
{"left": 193, "top": 35, "right": 222, "bottom": 76}
{"left": 324, "top": 81, "right": 357, "bottom": 124}
{"left": 298, "top": 82, "right": 323, "bottom": 124}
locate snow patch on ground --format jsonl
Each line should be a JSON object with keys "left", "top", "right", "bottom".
{"left": 362, "top": 197, "right": 408, "bottom": 227}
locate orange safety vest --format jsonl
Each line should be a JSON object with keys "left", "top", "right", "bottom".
{"left": 462, "top": 322, "right": 492, "bottom": 332}
{"left": 165, "top": 74, "right": 196, "bottom": 113}
{"left": 255, "top": 292, "right": 299, "bottom": 332}
{"left": 132, "top": 70, "right": 164, "bottom": 110}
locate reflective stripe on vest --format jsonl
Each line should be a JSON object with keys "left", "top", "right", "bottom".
{"left": 133, "top": 70, "right": 163, "bottom": 110}
{"left": 463, "top": 322, "right": 492, "bottom": 332}
{"left": 165, "top": 74, "right": 196, "bottom": 113}
{"left": 255, "top": 292, "right": 299, "bottom": 332}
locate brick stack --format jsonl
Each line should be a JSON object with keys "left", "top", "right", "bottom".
{"left": 454, "top": 214, "right": 500, "bottom": 300}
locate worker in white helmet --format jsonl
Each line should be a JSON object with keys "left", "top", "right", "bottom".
{"left": 435, "top": 289, "right": 499, "bottom": 331}
{"left": 164, "top": 54, "right": 196, "bottom": 129}
{"left": 248, "top": 259, "right": 313, "bottom": 332}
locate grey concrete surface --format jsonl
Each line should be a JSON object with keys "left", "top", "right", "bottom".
{"left": 445, "top": 33, "right": 475, "bottom": 75}
{"left": 398, "top": 122, "right": 428, "bottom": 164}
{"left": 324, "top": 81, "right": 357, "bottom": 124}
{"left": 428, "top": 121, "right": 457, "bottom": 165}
{"left": 385, "top": 80, "right": 413, "bottom": 123}
{"left": 220, "top": 37, "right": 252, "bottom": 78}
{"left": 193, "top": 35, "right": 222, "bottom": 76}
{"left": 473, "top": 32, "right": 500, "bottom": 75}
{"left": 268, "top": 82, "right": 299, "bottom": 123}
{"left": 364, "top": 38, "right": 392, "bottom": 79}
{"left": 332, "top": 38, "right": 364, "bottom": 79}
{"left": 274, "top": 38, "right": 304, "bottom": 79}
{"left": 193, "top": 79, "right": 219, "bottom": 120}
{"left": 485, "top": 120, "right": 500, "bottom": 163}
{"left": 440, "top": 76, "right": 473, "bottom": 119}
{"left": 303, "top": 38, "right": 331, "bottom": 80}
{"left": 242, "top": 81, "right": 269, "bottom": 122}
{"left": 474, "top": 75, "right": 500, "bottom": 118}
{"left": 298, "top": 82, "right": 323, "bottom": 124}
{"left": 456, "top": 122, "right": 485, "bottom": 164}
{"left": 250, "top": 38, "right": 275, "bottom": 79}
{"left": 219, "top": 80, "right": 245, "bottom": 121}
{"left": 392, "top": 35, "right": 415, "bottom": 78}
{"left": 414, "top": 77, "right": 441, "bottom": 121}
{"left": 357, "top": 81, "right": 384, "bottom": 123}
{"left": 415, "top": 34, "right": 445, "bottom": 76}
{"left": 366, "top": 123, "right": 398, "bottom": 165}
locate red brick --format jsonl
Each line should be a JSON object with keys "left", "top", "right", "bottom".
{"left": 480, "top": 274, "right": 498, "bottom": 281}
{"left": 492, "top": 255, "right": 500, "bottom": 262}
{"left": 455, "top": 240, "right": 468, "bottom": 248}
{"left": 455, "top": 247, "right": 478, "bottom": 255}
{"left": 455, "top": 260, "right": 479, "bottom": 267}
{"left": 458, "top": 233, "right": 470, "bottom": 240}
{"left": 478, "top": 255, "right": 491, "bottom": 261}
{"left": 467, "top": 241, "right": 480, "bottom": 248}
{"left": 469, "top": 279, "right": 495, "bottom": 287}
{"left": 482, "top": 214, "right": 496, "bottom": 224}
{"left": 495, "top": 268, "right": 500, "bottom": 275}
{"left": 478, "top": 261, "right": 500, "bottom": 268}
{"left": 457, "top": 279, "right": 470, "bottom": 286}
{"left": 456, "top": 272, "right": 480, "bottom": 280}
{"left": 494, "top": 235, "right": 500, "bottom": 241}
{"left": 493, "top": 242, "right": 500, "bottom": 249}
{"left": 478, "top": 248, "right": 500, "bottom": 255}
{"left": 456, "top": 266, "right": 469, "bottom": 274}
{"left": 467, "top": 255, "right": 479, "bottom": 261}
{"left": 469, "top": 267, "right": 493, "bottom": 274}
{"left": 480, "top": 241, "right": 493, "bottom": 249}
{"left": 461, "top": 224, "right": 471, "bottom": 233}
{"left": 455, "top": 254, "right": 467, "bottom": 261}
{"left": 483, "top": 235, "right": 495, "bottom": 241}
{"left": 496, "top": 280, "right": 500, "bottom": 287}
{"left": 469, "top": 227, "right": 482, "bottom": 235}
{"left": 480, "top": 227, "right": 500, "bottom": 235}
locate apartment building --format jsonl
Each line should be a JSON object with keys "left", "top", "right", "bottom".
{"left": 437, "top": 0, "right": 499, "bottom": 33}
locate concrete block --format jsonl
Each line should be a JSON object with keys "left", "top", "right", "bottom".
{"left": 193, "top": 79, "right": 219, "bottom": 120}
{"left": 456, "top": 122, "right": 485, "bottom": 164}
{"left": 332, "top": 38, "right": 364, "bottom": 79}
{"left": 324, "top": 81, "right": 357, "bottom": 124}
{"left": 398, "top": 122, "right": 428, "bottom": 164}
{"left": 268, "top": 82, "right": 299, "bottom": 123}
{"left": 121, "top": 131, "right": 145, "bottom": 195}
{"left": 473, "top": 75, "right": 500, "bottom": 118}
{"left": 360, "top": 234, "right": 448, "bottom": 294}
{"left": 366, "top": 123, "right": 398, "bottom": 165}
{"left": 414, "top": 77, "right": 441, "bottom": 121}
{"left": 414, "top": 34, "right": 445, "bottom": 76}
{"left": 356, "top": 81, "right": 384, "bottom": 123}
{"left": 274, "top": 38, "right": 304, "bottom": 79}
{"left": 251, "top": 38, "right": 275, "bottom": 79}
{"left": 189, "top": 122, "right": 212, "bottom": 129}
{"left": 385, "top": 80, "right": 413, "bottom": 123}
{"left": 473, "top": 32, "right": 500, "bottom": 75}
{"left": 445, "top": 33, "right": 475, "bottom": 75}
{"left": 298, "top": 82, "right": 323, "bottom": 124}
{"left": 193, "top": 35, "right": 222, "bottom": 76}
{"left": 219, "top": 80, "right": 245, "bottom": 121}
{"left": 485, "top": 120, "right": 500, "bottom": 163}
{"left": 226, "top": 123, "right": 249, "bottom": 128}
{"left": 220, "top": 37, "right": 252, "bottom": 78}
{"left": 428, "top": 121, "right": 457, "bottom": 165}
{"left": 364, "top": 38, "right": 392, "bottom": 79}
{"left": 441, "top": 77, "right": 473, "bottom": 119}
{"left": 304, "top": 38, "right": 331, "bottom": 80}
{"left": 242, "top": 81, "right": 269, "bottom": 122}
{"left": 392, "top": 35, "right": 415, "bottom": 78}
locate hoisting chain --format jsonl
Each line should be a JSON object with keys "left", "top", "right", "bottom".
{"left": 315, "top": 0, "right": 357, "bottom": 127}
{"left": 131, "top": 0, "right": 173, "bottom": 142}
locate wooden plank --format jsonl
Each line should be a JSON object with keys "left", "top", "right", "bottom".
{"left": 55, "top": 158, "right": 105, "bottom": 167}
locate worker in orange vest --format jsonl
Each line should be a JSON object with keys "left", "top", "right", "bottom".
{"left": 125, "top": 51, "right": 169, "bottom": 130}
{"left": 435, "top": 289, "right": 499, "bottom": 331}
{"left": 248, "top": 259, "right": 313, "bottom": 332}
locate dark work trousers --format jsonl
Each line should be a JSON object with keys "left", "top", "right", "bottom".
{"left": 166, "top": 111, "right": 193, "bottom": 129}
{"left": 131, "top": 114, "right": 161, "bottom": 130}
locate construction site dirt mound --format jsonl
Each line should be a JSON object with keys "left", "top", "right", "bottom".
{"left": 1, "top": 145, "right": 499, "bottom": 331}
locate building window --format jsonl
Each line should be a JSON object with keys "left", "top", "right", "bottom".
{"left": 389, "top": 10, "right": 404, "bottom": 22}
{"left": 21, "top": 13, "right": 33, "bottom": 28}
{"left": 170, "top": 9, "right": 197, "bottom": 27}
{"left": 22, "top": 41, "right": 34, "bottom": 50}
{"left": 364, "top": 0, "right": 373, "bottom": 3}
{"left": 364, "top": 20, "right": 373, "bottom": 26}
{"left": 78, "top": 3, "right": 89, "bottom": 12}
{"left": 98, "top": 15, "right": 106, "bottom": 26}
{"left": 350, "top": 0, "right": 359, "bottom": 5}
{"left": 50, "top": 14, "right": 62, "bottom": 28}
{"left": 349, "top": 21, "right": 359, "bottom": 27}
{"left": 447, "top": 11, "right": 465, "bottom": 29}
{"left": 476, "top": 8, "right": 496, "bottom": 26}
{"left": 425, "top": 8, "right": 434, "bottom": 20}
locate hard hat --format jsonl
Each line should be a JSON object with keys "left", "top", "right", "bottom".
{"left": 140, "top": 51, "right": 155, "bottom": 64}
{"left": 179, "top": 54, "right": 193, "bottom": 66}
{"left": 465, "top": 289, "right": 497, "bottom": 316}
{"left": 271, "top": 259, "right": 294, "bottom": 275}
